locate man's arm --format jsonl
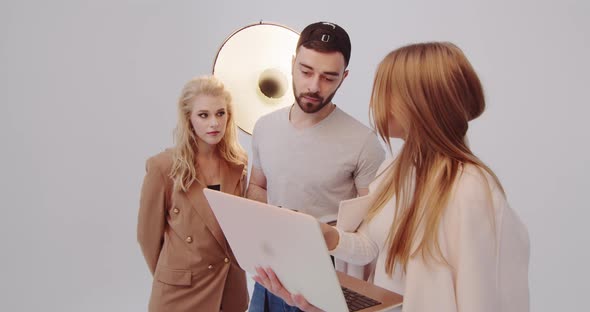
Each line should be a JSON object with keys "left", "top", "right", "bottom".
{"left": 354, "top": 132, "right": 386, "bottom": 197}
{"left": 357, "top": 187, "right": 369, "bottom": 197}
{"left": 246, "top": 166, "right": 268, "bottom": 203}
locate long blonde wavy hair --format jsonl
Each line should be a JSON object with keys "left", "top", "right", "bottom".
{"left": 170, "top": 75, "right": 246, "bottom": 193}
{"left": 368, "top": 42, "right": 504, "bottom": 275}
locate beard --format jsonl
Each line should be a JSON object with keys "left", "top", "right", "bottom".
{"left": 293, "top": 83, "right": 338, "bottom": 114}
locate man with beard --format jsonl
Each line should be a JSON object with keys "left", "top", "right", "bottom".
{"left": 246, "top": 21, "right": 385, "bottom": 312}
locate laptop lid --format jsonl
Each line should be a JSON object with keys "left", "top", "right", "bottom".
{"left": 203, "top": 189, "right": 402, "bottom": 312}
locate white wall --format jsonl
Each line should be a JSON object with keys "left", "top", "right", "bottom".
{"left": 1, "top": 0, "right": 588, "bottom": 311}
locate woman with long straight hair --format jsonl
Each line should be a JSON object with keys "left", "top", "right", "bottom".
{"left": 254, "top": 42, "right": 530, "bottom": 312}
{"left": 137, "top": 75, "right": 249, "bottom": 312}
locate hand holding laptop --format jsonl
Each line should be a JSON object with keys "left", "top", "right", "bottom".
{"left": 203, "top": 189, "right": 403, "bottom": 311}
{"left": 319, "top": 222, "right": 340, "bottom": 250}
{"left": 253, "top": 266, "right": 324, "bottom": 312}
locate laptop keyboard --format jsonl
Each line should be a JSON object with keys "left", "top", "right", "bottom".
{"left": 342, "top": 286, "right": 381, "bottom": 311}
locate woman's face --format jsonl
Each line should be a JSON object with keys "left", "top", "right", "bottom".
{"left": 189, "top": 94, "right": 228, "bottom": 147}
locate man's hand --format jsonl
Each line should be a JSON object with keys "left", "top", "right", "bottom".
{"left": 252, "top": 267, "right": 324, "bottom": 312}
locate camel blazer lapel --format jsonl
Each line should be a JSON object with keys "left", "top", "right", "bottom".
{"left": 180, "top": 160, "right": 244, "bottom": 251}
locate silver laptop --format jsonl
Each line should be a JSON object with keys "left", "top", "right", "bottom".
{"left": 203, "top": 189, "right": 402, "bottom": 312}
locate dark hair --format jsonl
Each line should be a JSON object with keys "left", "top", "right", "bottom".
{"left": 296, "top": 21, "right": 351, "bottom": 66}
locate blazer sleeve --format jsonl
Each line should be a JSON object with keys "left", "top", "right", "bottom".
{"left": 330, "top": 222, "right": 380, "bottom": 266}
{"left": 447, "top": 173, "right": 501, "bottom": 312}
{"left": 137, "top": 158, "right": 168, "bottom": 275}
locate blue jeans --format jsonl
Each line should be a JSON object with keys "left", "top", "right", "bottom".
{"left": 248, "top": 282, "right": 303, "bottom": 312}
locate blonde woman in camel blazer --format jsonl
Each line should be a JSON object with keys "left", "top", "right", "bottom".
{"left": 138, "top": 76, "right": 248, "bottom": 312}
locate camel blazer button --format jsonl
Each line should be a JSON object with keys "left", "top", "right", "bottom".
{"left": 185, "top": 236, "right": 193, "bottom": 243}
{"left": 208, "top": 264, "right": 213, "bottom": 270}
{"left": 172, "top": 207, "right": 180, "bottom": 214}
{"left": 224, "top": 257, "right": 229, "bottom": 264}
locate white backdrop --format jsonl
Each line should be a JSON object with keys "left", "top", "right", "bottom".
{"left": 1, "top": 0, "right": 588, "bottom": 311}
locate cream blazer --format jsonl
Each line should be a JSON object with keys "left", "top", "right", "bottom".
{"left": 331, "top": 160, "right": 530, "bottom": 312}
{"left": 137, "top": 149, "right": 249, "bottom": 312}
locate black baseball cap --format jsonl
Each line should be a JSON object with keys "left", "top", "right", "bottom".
{"left": 296, "top": 21, "right": 352, "bottom": 66}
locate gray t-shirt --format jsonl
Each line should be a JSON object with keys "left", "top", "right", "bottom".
{"left": 251, "top": 106, "right": 385, "bottom": 221}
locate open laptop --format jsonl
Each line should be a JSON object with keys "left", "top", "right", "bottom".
{"left": 203, "top": 189, "right": 402, "bottom": 312}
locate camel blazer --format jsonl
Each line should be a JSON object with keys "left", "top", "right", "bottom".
{"left": 137, "top": 149, "right": 249, "bottom": 312}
